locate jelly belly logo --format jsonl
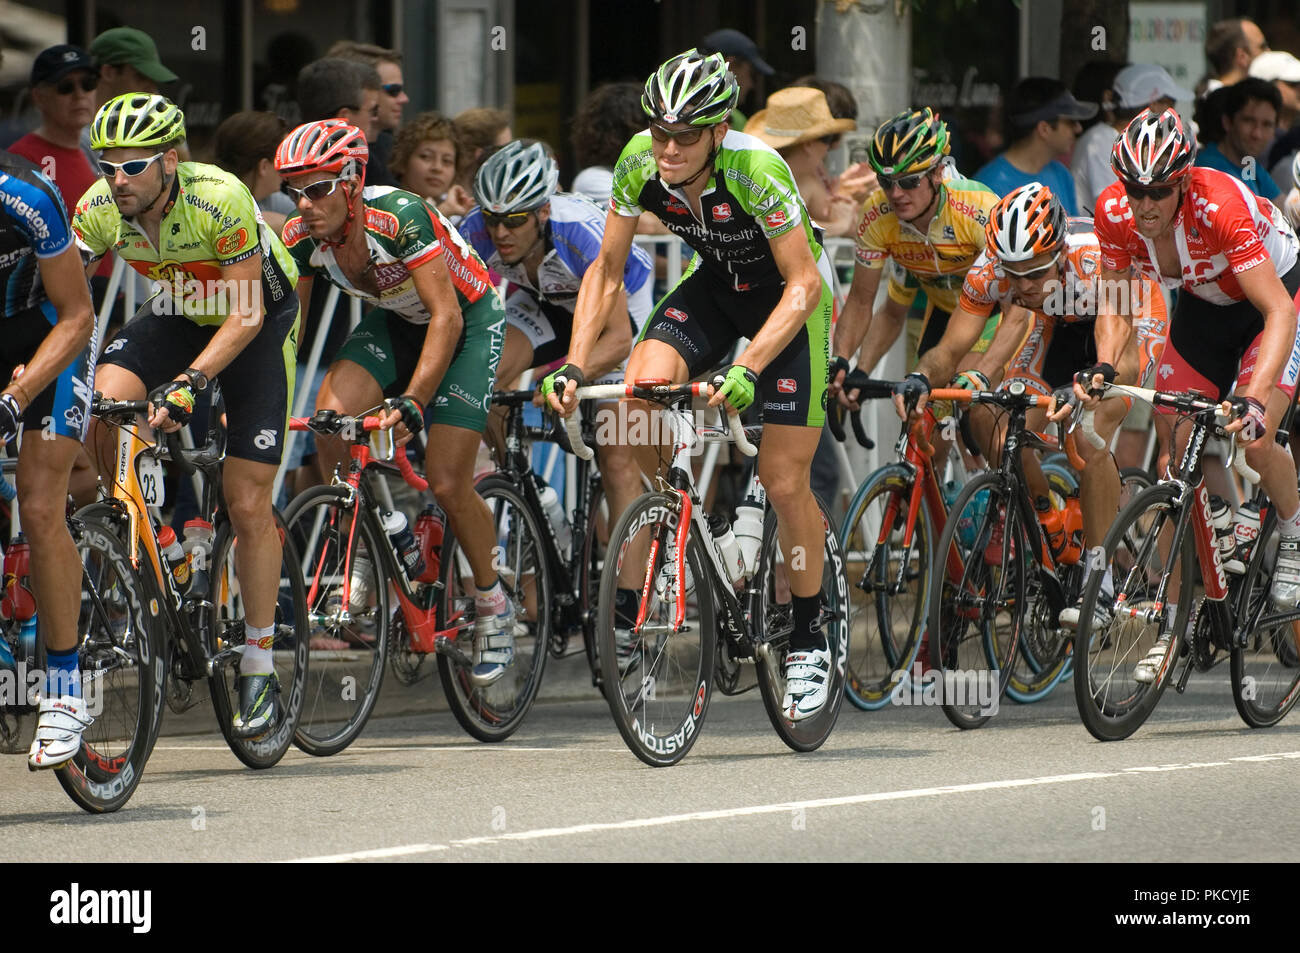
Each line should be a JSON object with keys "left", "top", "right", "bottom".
{"left": 712, "top": 203, "right": 732, "bottom": 222}
{"left": 664, "top": 307, "right": 688, "bottom": 323}
{"left": 777, "top": 378, "right": 797, "bottom": 394}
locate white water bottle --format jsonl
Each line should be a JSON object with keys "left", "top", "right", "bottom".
{"left": 1209, "top": 495, "right": 1237, "bottom": 564}
{"left": 1229, "top": 501, "right": 1262, "bottom": 573}
{"left": 732, "top": 499, "right": 764, "bottom": 578}
{"left": 538, "top": 484, "right": 572, "bottom": 558}
{"left": 709, "top": 514, "right": 745, "bottom": 585}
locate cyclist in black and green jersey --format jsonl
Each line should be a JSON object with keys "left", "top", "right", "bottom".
{"left": 275, "top": 120, "right": 515, "bottom": 687}
{"left": 542, "top": 49, "right": 837, "bottom": 720}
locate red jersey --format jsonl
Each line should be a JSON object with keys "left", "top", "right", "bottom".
{"left": 8, "top": 134, "right": 112, "bottom": 278}
{"left": 1093, "top": 167, "right": 1298, "bottom": 306}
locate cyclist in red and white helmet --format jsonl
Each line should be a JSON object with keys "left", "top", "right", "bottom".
{"left": 276, "top": 119, "right": 519, "bottom": 687}
{"left": 1091, "top": 107, "right": 1300, "bottom": 673}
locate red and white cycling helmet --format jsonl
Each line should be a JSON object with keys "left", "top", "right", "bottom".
{"left": 275, "top": 119, "right": 368, "bottom": 179}
{"left": 1111, "top": 107, "right": 1195, "bottom": 187}
{"left": 986, "top": 182, "right": 1067, "bottom": 263}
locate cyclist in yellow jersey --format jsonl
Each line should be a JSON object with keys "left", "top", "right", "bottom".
{"left": 72, "top": 94, "right": 300, "bottom": 740}
{"left": 831, "top": 109, "right": 1016, "bottom": 410}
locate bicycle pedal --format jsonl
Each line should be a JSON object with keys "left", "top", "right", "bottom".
{"left": 433, "top": 635, "right": 473, "bottom": 667}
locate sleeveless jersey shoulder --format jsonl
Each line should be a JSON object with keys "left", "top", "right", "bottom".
{"left": 610, "top": 132, "right": 656, "bottom": 217}
{"left": 0, "top": 152, "right": 72, "bottom": 258}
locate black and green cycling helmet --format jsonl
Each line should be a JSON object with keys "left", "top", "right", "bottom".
{"left": 868, "top": 107, "right": 950, "bottom": 176}
{"left": 642, "top": 49, "right": 738, "bottom": 127}
{"left": 91, "top": 93, "right": 186, "bottom": 151}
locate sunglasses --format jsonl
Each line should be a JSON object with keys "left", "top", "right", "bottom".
{"left": 483, "top": 210, "right": 532, "bottom": 229}
{"left": 649, "top": 122, "right": 707, "bottom": 146}
{"left": 98, "top": 152, "right": 165, "bottom": 178}
{"left": 54, "top": 75, "right": 98, "bottom": 95}
{"left": 1001, "top": 258, "right": 1058, "bottom": 280}
{"left": 381, "top": 83, "right": 404, "bottom": 97}
{"left": 281, "top": 176, "right": 348, "bottom": 203}
{"left": 878, "top": 171, "right": 928, "bottom": 192}
{"left": 1122, "top": 181, "right": 1176, "bottom": 202}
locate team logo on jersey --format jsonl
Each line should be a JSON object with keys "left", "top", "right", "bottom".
{"left": 942, "top": 225, "right": 956, "bottom": 240}
{"left": 215, "top": 228, "right": 248, "bottom": 257}
{"left": 664, "top": 197, "right": 689, "bottom": 216}
{"left": 764, "top": 209, "right": 788, "bottom": 229}
{"left": 664, "top": 307, "right": 688, "bottom": 323}
{"left": 712, "top": 203, "right": 732, "bottom": 222}
{"left": 777, "top": 378, "right": 797, "bottom": 394}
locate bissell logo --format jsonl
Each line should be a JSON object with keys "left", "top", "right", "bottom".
{"left": 712, "top": 203, "right": 732, "bottom": 222}
{"left": 664, "top": 307, "right": 688, "bottom": 323}
{"left": 777, "top": 378, "right": 797, "bottom": 394}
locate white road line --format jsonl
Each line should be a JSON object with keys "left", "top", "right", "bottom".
{"left": 286, "top": 843, "right": 449, "bottom": 862}
{"left": 151, "top": 744, "right": 620, "bottom": 754}
{"left": 282, "top": 750, "right": 1300, "bottom": 862}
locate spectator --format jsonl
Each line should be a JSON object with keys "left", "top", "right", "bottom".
{"left": 1072, "top": 60, "right": 1125, "bottom": 132}
{"left": 745, "top": 86, "right": 858, "bottom": 236}
{"left": 297, "top": 58, "right": 381, "bottom": 145}
{"left": 89, "top": 27, "right": 177, "bottom": 104}
{"left": 9, "top": 45, "right": 99, "bottom": 215}
{"left": 1203, "top": 18, "right": 1268, "bottom": 94}
{"left": 452, "top": 107, "right": 512, "bottom": 191}
{"left": 570, "top": 82, "right": 646, "bottom": 207}
{"left": 1072, "top": 64, "right": 1191, "bottom": 215}
{"left": 1248, "top": 50, "right": 1300, "bottom": 186}
{"left": 701, "top": 28, "right": 772, "bottom": 127}
{"left": 1283, "top": 152, "right": 1300, "bottom": 230}
{"left": 391, "top": 111, "right": 472, "bottom": 216}
{"left": 1195, "top": 77, "right": 1283, "bottom": 200}
{"left": 974, "top": 77, "right": 1096, "bottom": 214}
{"left": 213, "top": 110, "right": 292, "bottom": 233}
{"left": 327, "top": 41, "right": 408, "bottom": 187}
{"left": 256, "top": 31, "right": 316, "bottom": 126}
{"left": 790, "top": 73, "right": 876, "bottom": 203}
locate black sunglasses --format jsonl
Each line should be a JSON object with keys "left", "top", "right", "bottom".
{"left": 649, "top": 122, "right": 707, "bottom": 146}
{"left": 483, "top": 210, "right": 532, "bottom": 229}
{"left": 381, "top": 83, "right": 404, "bottom": 97}
{"left": 1122, "top": 181, "right": 1176, "bottom": 202}
{"left": 878, "top": 171, "right": 928, "bottom": 192}
{"left": 54, "top": 75, "right": 98, "bottom": 95}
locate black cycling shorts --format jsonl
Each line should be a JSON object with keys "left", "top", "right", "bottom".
{"left": 0, "top": 301, "right": 96, "bottom": 442}
{"left": 98, "top": 293, "right": 299, "bottom": 465}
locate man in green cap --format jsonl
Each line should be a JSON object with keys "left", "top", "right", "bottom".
{"left": 90, "top": 27, "right": 177, "bottom": 104}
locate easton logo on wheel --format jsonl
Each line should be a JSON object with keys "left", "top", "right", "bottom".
{"left": 777, "top": 378, "right": 797, "bottom": 394}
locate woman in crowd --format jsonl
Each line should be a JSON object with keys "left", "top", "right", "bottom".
{"left": 391, "top": 110, "right": 473, "bottom": 217}
{"left": 213, "top": 110, "right": 294, "bottom": 233}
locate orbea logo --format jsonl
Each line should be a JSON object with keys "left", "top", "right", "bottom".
{"left": 49, "top": 883, "right": 151, "bottom": 933}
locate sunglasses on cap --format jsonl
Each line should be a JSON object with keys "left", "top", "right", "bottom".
{"left": 98, "top": 152, "right": 165, "bottom": 178}
{"left": 281, "top": 176, "right": 348, "bottom": 203}
{"left": 1122, "top": 181, "right": 1176, "bottom": 202}
{"left": 53, "top": 75, "right": 98, "bottom": 95}
{"left": 878, "top": 170, "right": 929, "bottom": 192}
{"left": 483, "top": 210, "right": 532, "bottom": 229}
{"left": 381, "top": 83, "right": 404, "bottom": 97}
{"left": 649, "top": 122, "right": 707, "bottom": 146}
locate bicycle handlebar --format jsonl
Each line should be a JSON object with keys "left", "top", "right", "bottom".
{"left": 90, "top": 395, "right": 223, "bottom": 476}
{"left": 561, "top": 381, "right": 757, "bottom": 460}
{"left": 288, "top": 412, "right": 429, "bottom": 491}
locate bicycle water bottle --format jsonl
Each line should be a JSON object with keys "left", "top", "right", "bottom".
{"left": 708, "top": 513, "right": 745, "bottom": 586}
{"left": 182, "top": 519, "right": 214, "bottom": 601}
{"left": 158, "top": 526, "right": 191, "bottom": 594}
{"left": 382, "top": 509, "right": 425, "bottom": 581}
{"left": 412, "top": 503, "right": 445, "bottom": 583}
{"left": 732, "top": 498, "right": 765, "bottom": 578}
{"left": 956, "top": 488, "right": 990, "bottom": 548}
{"left": 1057, "top": 497, "right": 1084, "bottom": 565}
{"left": 537, "top": 483, "right": 572, "bottom": 558}
{"left": 1229, "top": 500, "right": 1262, "bottom": 573}
{"left": 1209, "top": 495, "right": 1237, "bottom": 565}
{"left": 348, "top": 554, "right": 373, "bottom": 613}
{"left": 1036, "top": 497, "right": 1067, "bottom": 558}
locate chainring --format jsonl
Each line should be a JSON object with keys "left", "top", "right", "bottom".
{"left": 1189, "top": 597, "right": 1219, "bottom": 672}
{"left": 387, "top": 608, "right": 427, "bottom": 685}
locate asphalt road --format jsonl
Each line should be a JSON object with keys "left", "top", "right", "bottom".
{"left": 3, "top": 653, "right": 1299, "bottom": 864}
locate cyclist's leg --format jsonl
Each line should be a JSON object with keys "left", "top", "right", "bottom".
{"left": 314, "top": 307, "right": 396, "bottom": 480}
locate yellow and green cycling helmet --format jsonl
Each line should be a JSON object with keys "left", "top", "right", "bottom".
{"left": 869, "top": 107, "right": 950, "bottom": 176}
{"left": 91, "top": 93, "right": 186, "bottom": 151}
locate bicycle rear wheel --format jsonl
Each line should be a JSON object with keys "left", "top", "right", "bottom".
{"left": 209, "top": 511, "right": 310, "bottom": 768}
{"left": 839, "top": 466, "right": 929, "bottom": 711}
{"left": 283, "top": 485, "right": 390, "bottom": 756}
{"left": 1232, "top": 603, "right": 1300, "bottom": 727}
{"left": 55, "top": 516, "right": 165, "bottom": 814}
{"left": 1074, "top": 481, "right": 1192, "bottom": 741}
{"left": 437, "top": 475, "right": 550, "bottom": 742}
{"left": 755, "top": 493, "right": 849, "bottom": 750}
{"left": 597, "top": 490, "right": 714, "bottom": 767}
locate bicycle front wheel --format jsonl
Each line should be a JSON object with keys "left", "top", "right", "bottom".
{"left": 209, "top": 511, "right": 310, "bottom": 768}
{"left": 437, "top": 475, "right": 551, "bottom": 742}
{"left": 839, "top": 465, "right": 929, "bottom": 711}
{"left": 597, "top": 490, "right": 715, "bottom": 767}
{"left": 55, "top": 516, "right": 165, "bottom": 814}
{"left": 283, "top": 485, "right": 390, "bottom": 756}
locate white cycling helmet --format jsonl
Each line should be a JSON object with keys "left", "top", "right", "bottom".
{"left": 473, "top": 140, "right": 559, "bottom": 214}
{"left": 985, "top": 182, "right": 1067, "bottom": 263}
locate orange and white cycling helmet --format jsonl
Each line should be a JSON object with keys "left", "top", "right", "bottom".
{"left": 985, "top": 182, "right": 1066, "bottom": 264}
{"left": 275, "top": 119, "right": 368, "bottom": 179}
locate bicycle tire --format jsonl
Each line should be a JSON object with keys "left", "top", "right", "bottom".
{"left": 930, "top": 471, "right": 1023, "bottom": 730}
{"left": 436, "top": 475, "right": 550, "bottom": 742}
{"left": 579, "top": 480, "right": 609, "bottom": 691}
{"left": 1073, "top": 480, "right": 1192, "bottom": 741}
{"left": 282, "top": 485, "right": 391, "bottom": 757}
{"left": 208, "top": 510, "right": 310, "bottom": 768}
{"left": 597, "top": 490, "right": 715, "bottom": 767}
{"left": 754, "top": 493, "right": 849, "bottom": 750}
{"left": 54, "top": 516, "right": 165, "bottom": 814}
{"left": 839, "top": 465, "right": 929, "bottom": 711}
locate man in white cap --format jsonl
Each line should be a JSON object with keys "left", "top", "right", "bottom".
{"left": 1249, "top": 50, "right": 1300, "bottom": 189}
{"left": 1072, "top": 63, "right": 1192, "bottom": 214}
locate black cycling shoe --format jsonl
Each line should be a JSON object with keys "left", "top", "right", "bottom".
{"left": 232, "top": 672, "right": 278, "bottom": 740}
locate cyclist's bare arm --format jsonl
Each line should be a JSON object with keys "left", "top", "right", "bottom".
{"left": 577, "top": 284, "right": 634, "bottom": 382}
{"left": 1234, "top": 261, "right": 1299, "bottom": 414}
{"left": 914, "top": 302, "right": 1011, "bottom": 389}
{"left": 17, "top": 247, "right": 95, "bottom": 403}
{"left": 967, "top": 305, "right": 1031, "bottom": 383}
{"left": 832, "top": 263, "right": 897, "bottom": 371}
{"left": 726, "top": 225, "right": 822, "bottom": 375}
{"left": 398, "top": 255, "right": 466, "bottom": 408}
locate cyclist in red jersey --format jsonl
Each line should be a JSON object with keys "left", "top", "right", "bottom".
{"left": 1087, "top": 108, "right": 1300, "bottom": 674}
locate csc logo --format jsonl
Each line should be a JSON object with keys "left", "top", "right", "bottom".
{"left": 1102, "top": 196, "right": 1132, "bottom": 224}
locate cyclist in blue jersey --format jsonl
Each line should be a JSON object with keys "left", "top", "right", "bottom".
{"left": 0, "top": 153, "right": 97, "bottom": 768}
{"left": 460, "top": 139, "right": 653, "bottom": 590}
{"left": 543, "top": 50, "right": 839, "bottom": 720}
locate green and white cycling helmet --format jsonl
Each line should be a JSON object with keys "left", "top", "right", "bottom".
{"left": 91, "top": 93, "right": 186, "bottom": 150}
{"left": 473, "top": 140, "right": 559, "bottom": 214}
{"left": 642, "top": 49, "right": 738, "bottom": 127}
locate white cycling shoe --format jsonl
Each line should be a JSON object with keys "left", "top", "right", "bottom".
{"left": 470, "top": 602, "right": 517, "bottom": 687}
{"left": 781, "top": 644, "right": 832, "bottom": 721}
{"left": 1134, "top": 636, "right": 1171, "bottom": 684}
{"left": 28, "top": 694, "right": 93, "bottom": 770}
